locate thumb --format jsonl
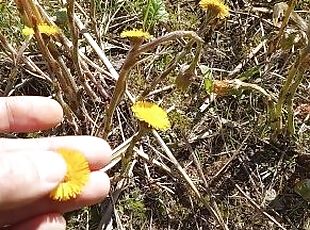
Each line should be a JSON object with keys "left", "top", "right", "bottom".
{"left": 0, "top": 151, "right": 66, "bottom": 209}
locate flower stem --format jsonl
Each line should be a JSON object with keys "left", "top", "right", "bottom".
{"left": 287, "top": 68, "right": 306, "bottom": 135}
{"left": 101, "top": 41, "right": 142, "bottom": 138}
{"left": 270, "top": 0, "right": 297, "bottom": 53}
{"left": 121, "top": 124, "right": 148, "bottom": 175}
{"left": 139, "top": 38, "right": 199, "bottom": 99}
{"left": 272, "top": 44, "right": 310, "bottom": 136}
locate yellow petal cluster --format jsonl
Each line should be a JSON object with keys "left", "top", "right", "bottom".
{"left": 120, "top": 29, "right": 151, "bottom": 40}
{"left": 199, "top": 0, "right": 229, "bottom": 19}
{"left": 22, "top": 23, "right": 59, "bottom": 36}
{"left": 50, "top": 148, "right": 90, "bottom": 201}
{"left": 132, "top": 101, "right": 170, "bottom": 131}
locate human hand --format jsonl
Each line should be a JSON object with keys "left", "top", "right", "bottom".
{"left": 0, "top": 96, "right": 112, "bottom": 229}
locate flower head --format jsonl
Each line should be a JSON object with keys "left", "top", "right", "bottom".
{"left": 199, "top": 0, "right": 229, "bottom": 19}
{"left": 22, "top": 23, "right": 59, "bottom": 36}
{"left": 50, "top": 148, "right": 90, "bottom": 201}
{"left": 132, "top": 101, "right": 170, "bottom": 131}
{"left": 120, "top": 29, "right": 151, "bottom": 40}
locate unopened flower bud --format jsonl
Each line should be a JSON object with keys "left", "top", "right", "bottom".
{"left": 213, "top": 80, "right": 234, "bottom": 96}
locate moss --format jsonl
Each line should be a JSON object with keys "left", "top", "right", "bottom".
{"left": 169, "top": 110, "right": 192, "bottom": 133}
{"left": 118, "top": 188, "right": 147, "bottom": 226}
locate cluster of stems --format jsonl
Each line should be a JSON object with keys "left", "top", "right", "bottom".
{"left": 271, "top": 42, "right": 310, "bottom": 136}
{"left": 11, "top": 0, "right": 112, "bottom": 129}
{"left": 270, "top": 0, "right": 310, "bottom": 137}
{"left": 15, "top": 0, "right": 81, "bottom": 118}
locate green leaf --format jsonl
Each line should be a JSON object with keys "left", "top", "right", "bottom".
{"left": 143, "top": 0, "right": 169, "bottom": 29}
{"left": 199, "top": 65, "right": 213, "bottom": 94}
{"left": 294, "top": 179, "right": 310, "bottom": 201}
{"left": 54, "top": 8, "right": 68, "bottom": 28}
{"left": 149, "top": 0, "right": 169, "bottom": 22}
{"left": 204, "top": 78, "right": 213, "bottom": 95}
{"left": 237, "top": 66, "right": 260, "bottom": 81}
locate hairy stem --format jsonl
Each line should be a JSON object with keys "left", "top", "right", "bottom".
{"left": 102, "top": 41, "right": 142, "bottom": 138}
{"left": 272, "top": 46, "right": 309, "bottom": 135}
{"left": 121, "top": 124, "right": 147, "bottom": 174}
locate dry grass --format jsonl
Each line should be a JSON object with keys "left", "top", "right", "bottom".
{"left": 1, "top": 0, "right": 310, "bottom": 229}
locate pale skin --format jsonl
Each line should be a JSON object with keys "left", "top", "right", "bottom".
{"left": 0, "top": 96, "right": 112, "bottom": 230}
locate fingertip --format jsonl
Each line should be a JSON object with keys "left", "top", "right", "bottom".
{"left": 0, "top": 172, "right": 111, "bottom": 226}
{"left": 48, "top": 136, "right": 112, "bottom": 170}
{"left": 0, "top": 96, "right": 64, "bottom": 132}
{"left": 82, "top": 171, "right": 110, "bottom": 202}
{"left": 44, "top": 98, "right": 63, "bottom": 125}
{"left": 31, "top": 97, "right": 63, "bottom": 128}
{"left": 34, "top": 151, "right": 67, "bottom": 188}
{"left": 87, "top": 137, "right": 112, "bottom": 169}
{"left": 12, "top": 213, "right": 66, "bottom": 230}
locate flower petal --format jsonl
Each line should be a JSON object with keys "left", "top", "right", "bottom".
{"left": 120, "top": 29, "right": 151, "bottom": 39}
{"left": 132, "top": 101, "right": 170, "bottom": 131}
{"left": 50, "top": 148, "right": 90, "bottom": 201}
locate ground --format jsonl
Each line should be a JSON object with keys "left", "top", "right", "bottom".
{"left": 0, "top": 0, "right": 310, "bottom": 229}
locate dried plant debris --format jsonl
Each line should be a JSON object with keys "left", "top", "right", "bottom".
{"left": 1, "top": 0, "right": 310, "bottom": 229}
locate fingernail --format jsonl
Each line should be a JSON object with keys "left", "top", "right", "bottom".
{"left": 33, "top": 152, "right": 67, "bottom": 186}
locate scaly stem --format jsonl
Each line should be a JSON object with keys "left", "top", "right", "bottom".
{"left": 287, "top": 68, "right": 306, "bottom": 135}
{"left": 138, "top": 31, "right": 203, "bottom": 53}
{"left": 102, "top": 41, "right": 142, "bottom": 138}
{"left": 272, "top": 46, "right": 309, "bottom": 135}
{"left": 189, "top": 41, "right": 202, "bottom": 72}
{"left": 27, "top": 0, "right": 44, "bottom": 24}
{"left": 138, "top": 32, "right": 202, "bottom": 99}
{"left": 271, "top": 0, "right": 297, "bottom": 53}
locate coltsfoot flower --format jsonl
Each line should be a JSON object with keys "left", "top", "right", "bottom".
{"left": 50, "top": 148, "right": 90, "bottom": 201}
{"left": 120, "top": 29, "right": 151, "bottom": 40}
{"left": 199, "top": 0, "right": 229, "bottom": 19}
{"left": 22, "top": 23, "right": 59, "bottom": 36}
{"left": 132, "top": 101, "right": 170, "bottom": 131}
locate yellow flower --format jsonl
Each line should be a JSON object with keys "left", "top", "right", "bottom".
{"left": 199, "top": 0, "right": 229, "bottom": 19}
{"left": 50, "top": 148, "right": 90, "bottom": 201}
{"left": 120, "top": 29, "right": 151, "bottom": 40}
{"left": 22, "top": 23, "right": 59, "bottom": 36}
{"left": 22, "top": 27, "right": 35, "bottom": 36}
{"left": 132, "top": 101, "right": 170, "bottom": 131}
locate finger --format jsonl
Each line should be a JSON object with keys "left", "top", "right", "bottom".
{"left": 0, "top": 171, "right": 110, "bottom": 226}
{"left": 0, "top": 151, "right": 66, "bottom": 210}
{"left": 48, "top": 171, "right": 111, "bottom": 211}
{"left": 12, "top": 213, "right": 66, "bottom": 230}
{"left": 0, "top": 136, "right": 112, "bottom": 170}
{"left": 0, "top": 96, "right": 63, "bottom": 132}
